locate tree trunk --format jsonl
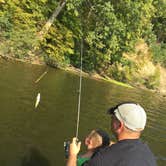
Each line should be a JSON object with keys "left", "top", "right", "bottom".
{"left": 38, "top": 0, "right": 66, "bottom": 41}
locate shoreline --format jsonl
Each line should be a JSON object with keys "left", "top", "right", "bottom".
{"left": 1, "top": 54, "right": 166, "bottom": 96}
{"left": 0, "top": 54, "right": 132, "bottom": 88}
{"left": 63, "top": 66, "right": 133, "bottom": 88}
{"left": 0, "top": 54, "right": 45, "bottom": 65}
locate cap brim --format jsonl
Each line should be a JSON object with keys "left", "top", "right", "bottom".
{"left": 107, "top": 106, "right": 116, "bottom": 114}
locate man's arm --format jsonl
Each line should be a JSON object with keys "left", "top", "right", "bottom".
{"left": 67, "top": 154, "right": 77, "bottom": 166}
{"left": 66, "top": 137, "right": 81, "bottom": 166}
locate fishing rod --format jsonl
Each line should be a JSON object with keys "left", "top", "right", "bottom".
{"left": 64, "top": 4, "right": 84, "bottom": 158}
{"left": 64, "top": 36, "right": 84, "bottom": 159}
{"left": 75, "top": 37, "right": 83, "bottom": 139}
{"left": 75, "top": 2, "right": 84, "bottom": 139}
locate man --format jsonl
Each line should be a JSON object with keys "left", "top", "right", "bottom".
{"left": 67, "top": 102, "right": 157, "bottom": 166}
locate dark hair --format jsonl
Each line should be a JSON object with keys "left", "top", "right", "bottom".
{"left": 95, "top": 129, "right": 110, "bottom": 147}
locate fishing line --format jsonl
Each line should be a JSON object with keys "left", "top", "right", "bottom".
{"left": 75, "top": 37, "right": 83, "bottom": 139}
{"left": 35, "top": 70, "right": 48, "bottom": 83}
{"left": 34, "top": 68, "right": 48, "bottom": 108}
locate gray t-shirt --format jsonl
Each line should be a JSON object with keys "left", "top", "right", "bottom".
{"left": 83, "top": 139, "right": 157, "bottom": 166}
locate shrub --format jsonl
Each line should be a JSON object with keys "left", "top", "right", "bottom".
{"left": 151, "top": 42, "right": 166, "bottom": 67}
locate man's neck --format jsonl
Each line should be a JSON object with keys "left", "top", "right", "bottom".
{"left": 118, "top": 132, "right": 140, "bottom": 141}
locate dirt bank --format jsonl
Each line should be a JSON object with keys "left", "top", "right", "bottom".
{"left": 158, "top": 66, "right": 166, "bottom": 95}
{"left": 0, "top": 54, "right": 44, "bottom": 65}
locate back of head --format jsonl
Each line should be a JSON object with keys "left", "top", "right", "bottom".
{"left": 108, "top": 102, "right": 147, "bottom": 132}
{"left": 86, "top": 129, "right": 110, "bottom": 150}
{"left": 89, "top": 129, "right": 110, "bottom": 159}
{"left": 95, "top": 129, "right": 110, "bottom": 147}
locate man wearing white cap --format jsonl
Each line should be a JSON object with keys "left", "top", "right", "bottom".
{"left": 67, "top": 102, "right": 157, "bottom": 166}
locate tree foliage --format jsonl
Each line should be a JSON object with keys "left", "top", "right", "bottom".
{"left": 0, "top": 0, "right": 165, "bottom": 88}
{"left": 152, "top": 0, "right": 166, "bottom": 43}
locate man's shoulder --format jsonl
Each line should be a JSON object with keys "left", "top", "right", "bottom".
{"left": 83, "top": 145, "right": 120, "bottom": 166}
{"left": 83, "top": 139, "right": 157, "bottom": 166}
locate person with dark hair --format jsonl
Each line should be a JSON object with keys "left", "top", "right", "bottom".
{"left": 77, "top": 129, "right": 111, "bottom": 166}
{"left": 67, "top": 102, "right": 157, "bottom": 166}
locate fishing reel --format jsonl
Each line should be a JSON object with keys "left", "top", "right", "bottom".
{"left": 64, "top": 141, "right": 70, "bottom": 159}
{"left": 64, "top": 138, "right": 80, "bottom": 159}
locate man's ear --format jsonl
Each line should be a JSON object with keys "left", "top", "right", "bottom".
{"left": 89, "top": 139, "right": 93, "bottom": 146}
{"left": 117, "top": 121, "right": 124, "bottom": 132}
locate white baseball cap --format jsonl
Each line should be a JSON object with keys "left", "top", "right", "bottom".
{"left": 108, "top": 103, "right": 147, "bottom": 131}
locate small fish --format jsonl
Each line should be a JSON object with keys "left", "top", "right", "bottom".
{"left": 35, "top": 93, "right": 40, "bottom": 108}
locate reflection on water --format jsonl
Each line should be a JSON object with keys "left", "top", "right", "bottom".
{"left": 21, "top": 147, "right": 50, "bottom": 166}
{"left": 0, "top": 59, "right": 165, "bottom": 165}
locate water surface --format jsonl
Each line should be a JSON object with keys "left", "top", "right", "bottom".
{"left": 0, "top": 59, "right": 165, "bottom": 165}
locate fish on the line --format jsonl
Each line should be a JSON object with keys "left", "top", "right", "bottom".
{"left": 35, "top": 93, "right": 41, "bottom": 108}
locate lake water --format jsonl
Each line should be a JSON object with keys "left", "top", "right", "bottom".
{"left": 0, "top": 59, "right": 165, "bottom": 166}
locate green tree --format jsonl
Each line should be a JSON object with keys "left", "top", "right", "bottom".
{"left": 152, "top": 0, "right": 166, "bottom": 43}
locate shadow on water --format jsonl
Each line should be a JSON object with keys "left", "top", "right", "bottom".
{"left": 21, "top": 147, "right": 50, "bottom": 166}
